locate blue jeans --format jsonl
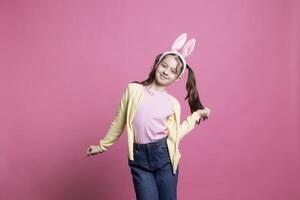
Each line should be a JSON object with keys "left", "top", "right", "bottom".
{"left": 128, "top": 136, "right": 179, "bottom": 200}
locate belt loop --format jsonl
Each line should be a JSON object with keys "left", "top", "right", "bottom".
{"left": 155, "top": 139, "right": 160, "bottom": 148}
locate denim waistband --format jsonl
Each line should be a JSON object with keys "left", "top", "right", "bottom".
{"left": 133, "top": 136, "right": 168, "bottom": 150}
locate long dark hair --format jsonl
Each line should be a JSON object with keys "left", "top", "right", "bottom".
{"left": 131, "top": 53, "right": 207, "bottom": 125}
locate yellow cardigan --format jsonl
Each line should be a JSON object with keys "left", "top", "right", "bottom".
{"left": 98, "top": 82, "right": 201, "bottom": 174}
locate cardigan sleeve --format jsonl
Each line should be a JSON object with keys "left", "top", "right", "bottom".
{"left": 97, "top": 84, "right": 131, "bottom": 153}
{"left": 174, "top": 99, "right": 201, "bottom": 142}
{"left": 178, "top": 111, "right": 201, "bottom": 141}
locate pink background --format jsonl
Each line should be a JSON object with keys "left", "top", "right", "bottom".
{"left": 1, "top": 0, "right": 299, "bottom": 199}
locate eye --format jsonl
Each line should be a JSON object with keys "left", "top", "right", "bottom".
{"left": 171, "top": 69, "right": 177, "bottom": 73}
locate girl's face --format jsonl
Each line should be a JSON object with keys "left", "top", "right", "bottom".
{"left": 155, "top": 55, "right": 182, "bottom": 86}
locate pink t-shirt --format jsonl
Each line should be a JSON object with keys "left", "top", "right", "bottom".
{"left": 132, "top": 85, "right": 174, "bottom": 144}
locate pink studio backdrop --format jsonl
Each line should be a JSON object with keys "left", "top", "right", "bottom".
{"left": 1, "top": 0, "right": 299, "bottom": 200}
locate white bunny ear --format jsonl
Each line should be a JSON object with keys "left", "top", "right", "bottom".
{"left": 181, "top": 38, "right": 196, "bottom": 58}
{"left": 171, "top": 33, "right": 187, "bottom": 51}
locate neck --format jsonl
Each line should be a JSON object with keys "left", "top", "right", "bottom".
{"left": 148, "top": 81, "right": 166, "bottom": 92}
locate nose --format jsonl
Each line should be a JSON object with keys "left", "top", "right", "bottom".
{"left": 162, "top": 71, "right": 168, "bottom": 76}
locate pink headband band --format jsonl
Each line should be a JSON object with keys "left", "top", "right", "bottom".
{"left": 158, "top": 33, "right": 196, "bottom": 78}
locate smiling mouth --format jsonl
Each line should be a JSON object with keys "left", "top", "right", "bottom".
{"left": 160, "top": 74, "right": 168, "bottom": 80}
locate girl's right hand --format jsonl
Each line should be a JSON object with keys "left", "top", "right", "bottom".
{"left": 86, "top": 145, "right": 101, "bottom": 157}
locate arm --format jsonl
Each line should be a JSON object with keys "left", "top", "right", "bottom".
{"left": 97, "top": 84, "right": 131, "bottom": 153}
{"left": 175, "top": 100, "right": 201, "bottom": 142}
{"left": 178, "top": 111, "right": 201, "bottom": 142}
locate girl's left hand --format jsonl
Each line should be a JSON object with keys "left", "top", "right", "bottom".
{"left": 196, "top": 107, "right": 211, "bottom": 118}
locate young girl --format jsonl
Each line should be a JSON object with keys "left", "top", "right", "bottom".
{"left": 86, "top": 33, "right": 211, "bottom": 200}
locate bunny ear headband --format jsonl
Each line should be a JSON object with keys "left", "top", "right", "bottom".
{"left": 158, "top": 32, "right": 196, "bottom": 78}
